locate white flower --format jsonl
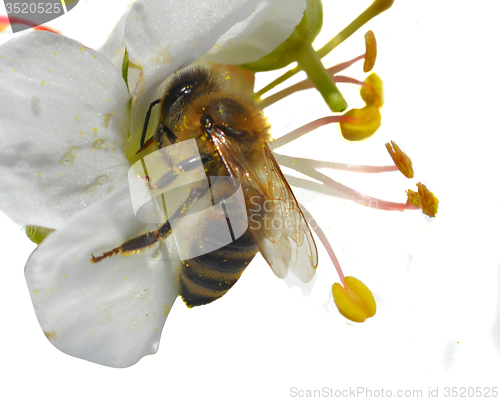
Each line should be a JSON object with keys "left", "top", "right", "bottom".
{"left": 0, "top": 0, "right": 306, "bottom": 367}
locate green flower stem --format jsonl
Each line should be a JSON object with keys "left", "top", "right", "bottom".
{"left": 255, "top": 0, "right": 394, "bottom": 99}
{"left": 295, "top": 41, "right": 347, "bottom": 112}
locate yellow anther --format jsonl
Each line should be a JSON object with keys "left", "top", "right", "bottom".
{"left": 363, "top": 30, "right": 377, "bottom": 72}
{"left": 332, "top": 276, "right": 376, "bottom": 322}
{"left": 406, "top": 182, "right": 439, "bottom": 217}
{"left": 340, "top": 105, "right": 381, "bottom": 141}
{"left": 385, "top": 141, "right": 413, "bottom": 178}
{"left": 360, "top": 73, "right": 384, "bottom": 108}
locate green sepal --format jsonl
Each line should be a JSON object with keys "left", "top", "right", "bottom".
{"left": 241, "top": 0, "right": 323, "bottom": 72}
{"left": 26, "top": 226, "right": 55, "bottom": 245}
{"left": 122, "top": 48, "right": 130, "bottom": 89}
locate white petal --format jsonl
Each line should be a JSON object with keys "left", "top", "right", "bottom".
{"left": 205, "top": 0, "right": 306, "bottom": 65}
{"left": 125, "top": 0, "right": 261, "bottom": 78}
{"left": 25, "top": 185, "right": 180, "bottom": 368}
{"left": 98, "top": 10, "right": 128, "bottom": 69}
{"left": 124, "top": 0, "right": 262, "bottom": 147}
{"left": 0, "top": 31, "right": 131, "bottom": 229}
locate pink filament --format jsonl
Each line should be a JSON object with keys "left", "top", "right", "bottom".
{"left": 299, "top": 204, "right": 345, "bottom": 286}
{"left": 276, "top": 153, "right": 418, "bottom": 212}
{"left": 274, "top": 154, "right": 398, "bottom": 174}
{"left": 270, "top": 116, "right": 351, "bottom": 150}
{"left": 259, "top": 54, "right": 366, "bottom": 108}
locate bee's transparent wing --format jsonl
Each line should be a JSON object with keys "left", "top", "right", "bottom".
{"left": 211, "top": 133, "right": 318, "bottom": 282}
{"left": 25, "top": 186, "right": 180, "bottom": 368}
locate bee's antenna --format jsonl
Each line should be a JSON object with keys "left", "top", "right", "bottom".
{"left": 140, "top": 99, "right": 161, "bottom": 151}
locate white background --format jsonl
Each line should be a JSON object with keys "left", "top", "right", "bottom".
{"left": 1, "top": 1, "right": 499, "bottom": 400}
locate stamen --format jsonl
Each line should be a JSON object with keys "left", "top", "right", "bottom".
{"left": 258, "top": 34, "right": 377, "bottom": 109}
{"left": 301, "top": 196, "right": 377, "bottom": 324}
{"left": 385, "top": 141, "right": 414, "bottom": 178}
{"left": 332, "top": 75, "right": 365, "bottom": 86}
{"left": 360, "top": 73, "right": 384, "bottom": 107}
{"left": 363, "top": 30, "right": 377, "bottom": 72}
{"left": 255, "top": 0, "right": 393, "bottom": 98}
{"left": 284, "top": 175, "right": 350, "bottom": 199}
{"left": 276, "top": 153, "right": 419, "bottom": 212}
{"left": 270, "top": 116, "right": 352, "bottom": 150}
{"left": 332, "top": 277, "right": 377, "bottom": 322}
{"left": 339, "top": 105, "right": 381, "bottom": 141}
{"left": 259, "top": 58, "right": 365, "bottom": 109}
{"left": 299, "top": 204, "right": 345, "bottom": 286}
{"left": 406, "top": 182, "right": 439, "bottom": 217}
{"left": 280, "top": 155, "right": 398, "bottom": 173}
{"left": 327, "top": 54, "right": 366, "bottom": 76}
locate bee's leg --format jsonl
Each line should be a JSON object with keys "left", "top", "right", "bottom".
{"left": 156, "top": 123, "right": 178, "bottom": 146}
{"left": 139, "top": 98, "right": 160, "bottom": 151}
{"left": 90, "top": 223, "right": 170, "bottom": 263}
{"left": 153, "top": 153, "right": 212, "bottom": 191}
{"left": 91, "top": 185, "right": 207, "bottom": 263}
{"left": 137, "top": 135, "right": 157, "bottom": 154}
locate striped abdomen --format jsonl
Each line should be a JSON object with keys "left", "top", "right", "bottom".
{"left": 180, "top": 229, "right": 258, "bottom": 307}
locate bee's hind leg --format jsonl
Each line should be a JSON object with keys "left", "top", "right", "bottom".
{"left": 90, "top": 223, "right": 170, "bottom": 263}
{"left": 91, "top": 185, "right": 207, "bottom": 263}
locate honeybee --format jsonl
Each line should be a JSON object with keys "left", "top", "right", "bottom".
{"left": 93, "top": 67, "right": 318, "bottom": 307}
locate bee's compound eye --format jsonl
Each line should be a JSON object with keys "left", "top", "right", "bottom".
{"left": 222, "top": 126, "right": 248, "bottom": 138}
{"left": 162, "top": 80, "right": 200, "bottom": 115}
{"left": 172, "top": 81, "right": 198, "bottom": 99}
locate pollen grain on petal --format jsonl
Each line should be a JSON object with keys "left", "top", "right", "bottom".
{"left": 59, "top": 146, "right": 81, "bottom": 167}
{"left": 44, "top": 331, "right": 58, "bottom": 340}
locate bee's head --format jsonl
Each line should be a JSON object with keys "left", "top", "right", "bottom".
{"left": 156, "top": 67, "right": 220, "bottom": 147}
{"left": 157, "top": 67, "right": 270, "bottom": 165}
